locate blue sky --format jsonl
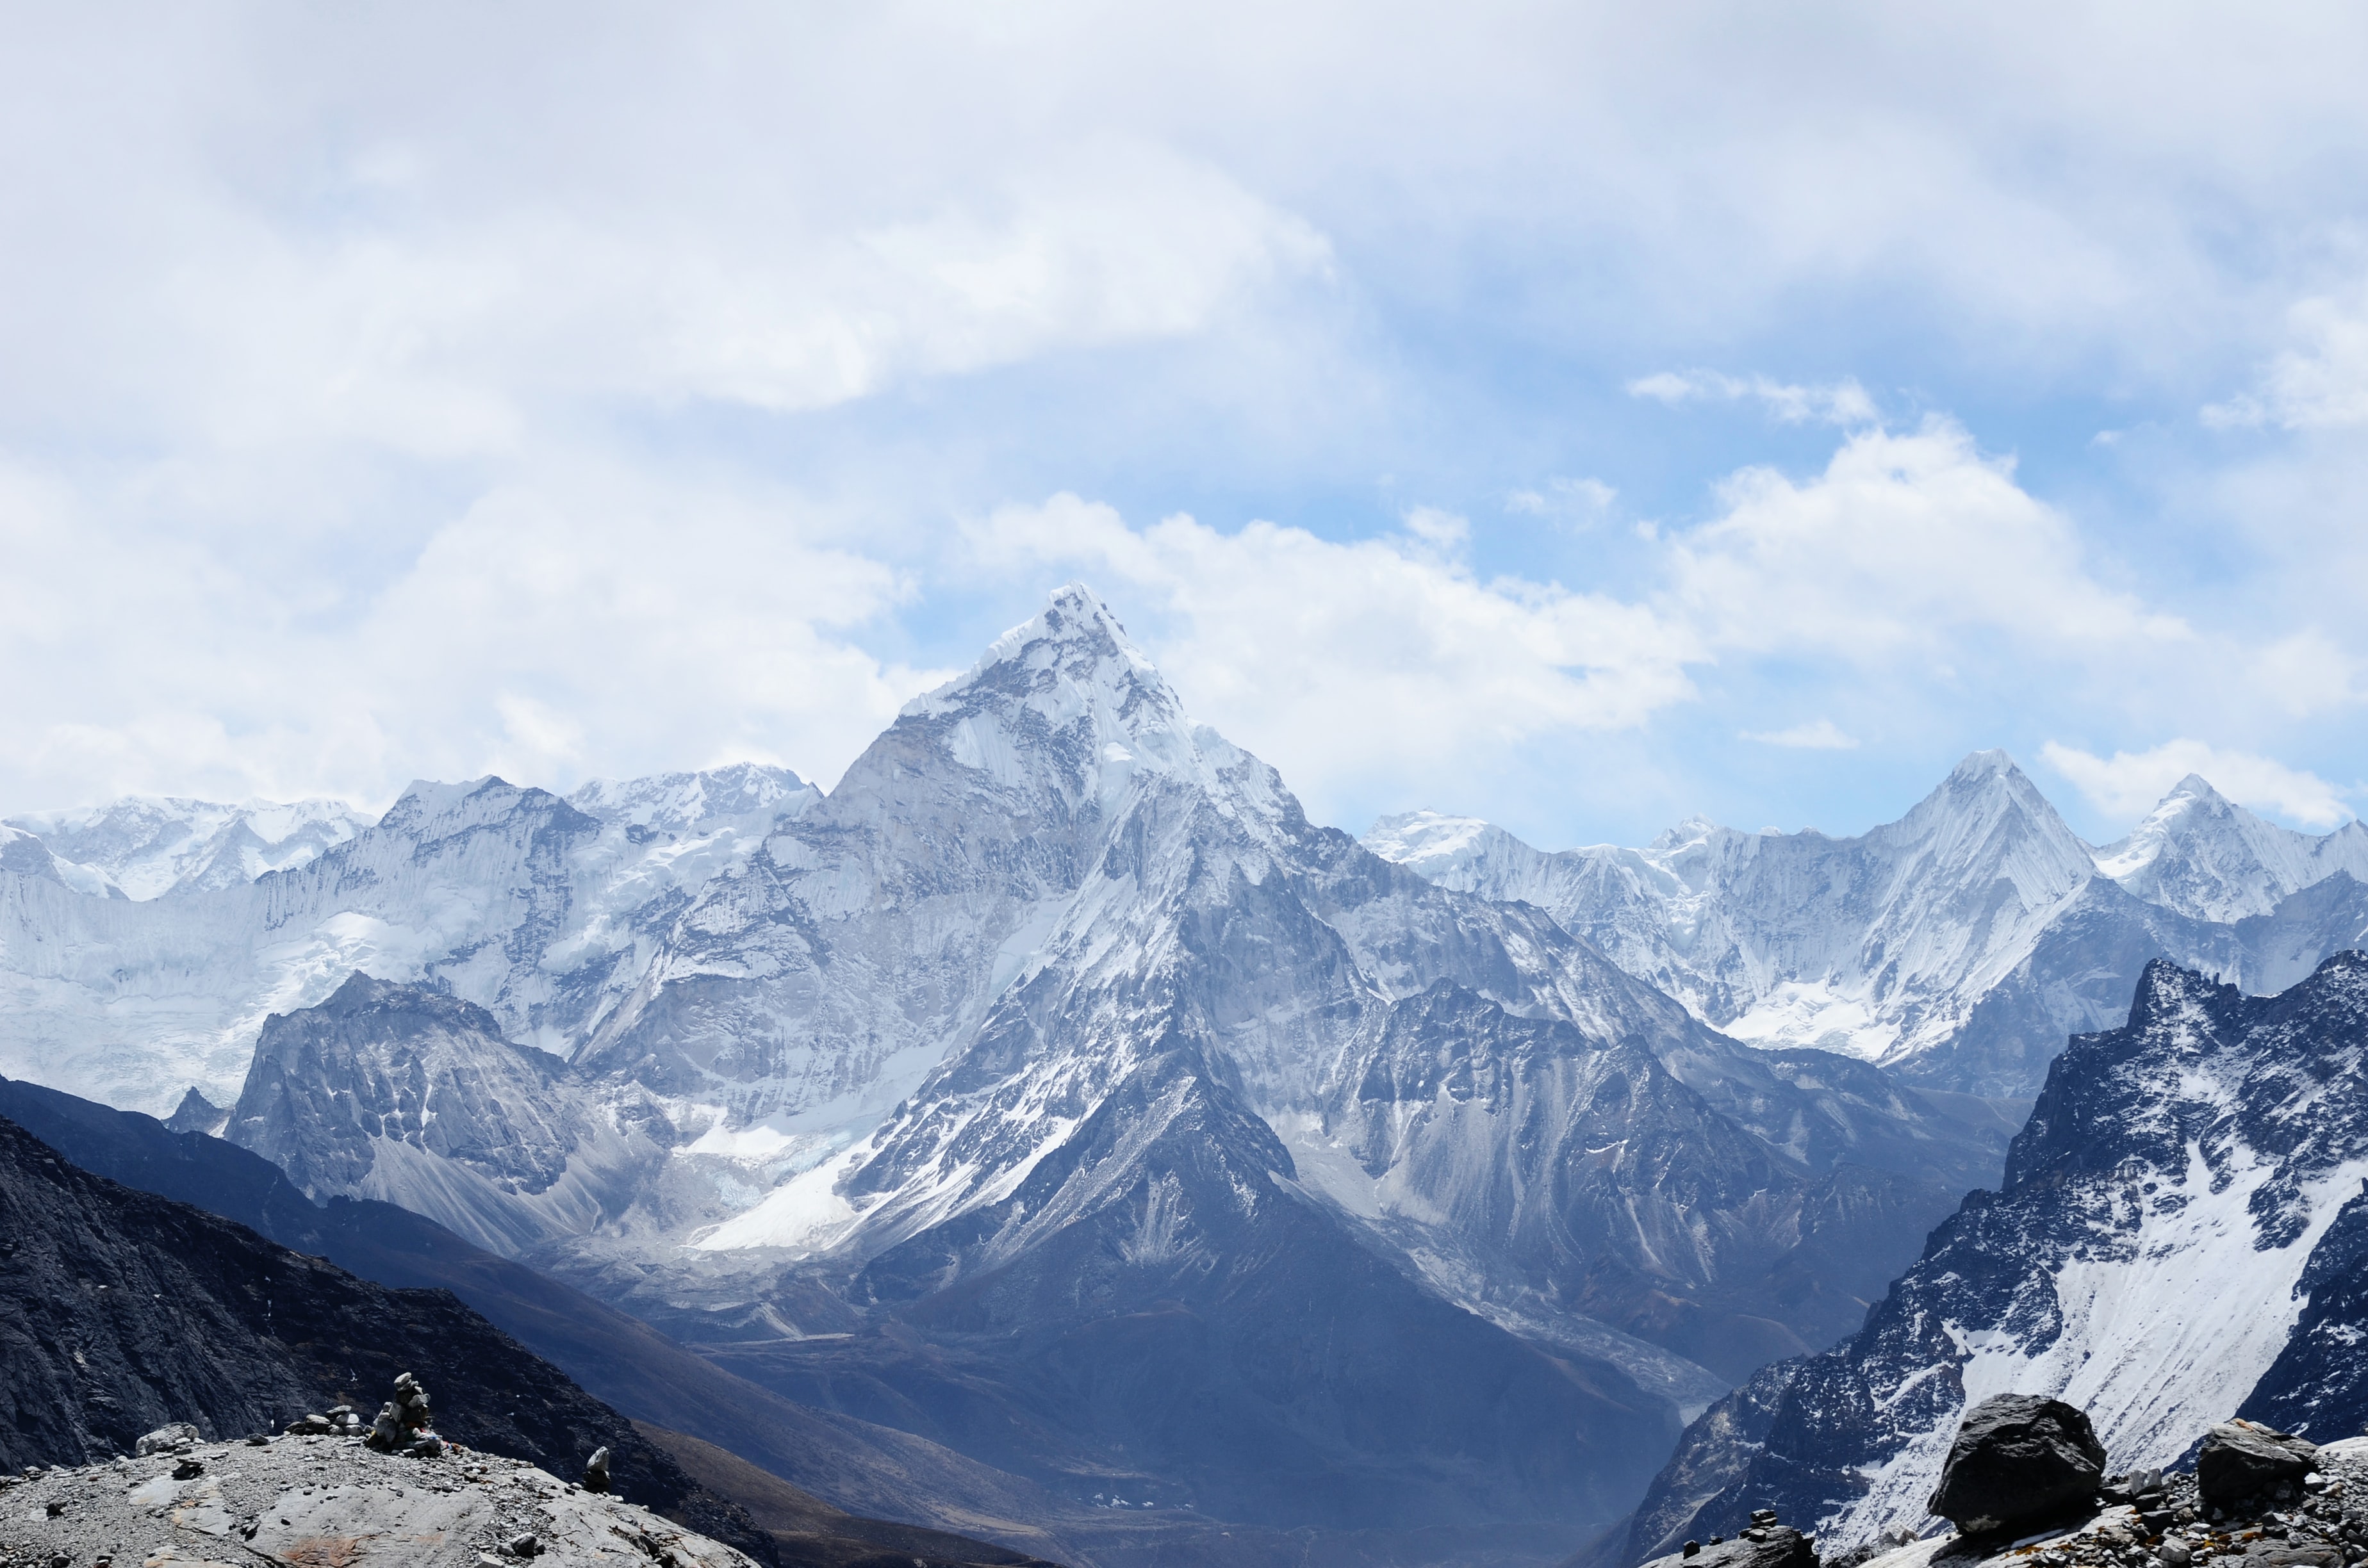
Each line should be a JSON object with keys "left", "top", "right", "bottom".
{"left": 3, "top": 3, "right": 2366, "bottom": 849}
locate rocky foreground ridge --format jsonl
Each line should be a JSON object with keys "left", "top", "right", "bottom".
{"left": 1629, "top": 1397, "right": 2368, "bottom": 1568}
{"left": 0, "top": 1423, "right": 754, "bottom": 1567}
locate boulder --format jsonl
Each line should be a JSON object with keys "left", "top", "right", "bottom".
{"left": 2197, "top": 1421, "right": 2319, "bottom": 1511}
{"left": 1927, "top": 1394, "right": 2107, "bottom": 1534}
{"left": 135, "top": 1423, "right": 200, "bottom": 1457}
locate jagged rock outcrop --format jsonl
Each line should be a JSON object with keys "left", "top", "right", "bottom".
{"left": 1620, "top": 952, "right": 2368, "bottom": 1561}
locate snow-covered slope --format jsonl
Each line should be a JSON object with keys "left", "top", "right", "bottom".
{"left": 2093, "top": 773, "right": 2368, "bottom": 922}
{"left": 3, "top": 795, "right": 373, "bottom": 899}
{"left": 1369, "top": 757, "right": 2368, "bottom": 1094}
{"left": 0, "top": 766, "right": 819, "bottom": 1115}
{"left": 1624, "top": 952, "right": 2368, "bottom": 1562}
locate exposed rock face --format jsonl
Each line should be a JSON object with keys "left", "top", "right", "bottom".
{"left": 1314, "top": 981, "right": 1994, "bottom": 1378}
{"left": 2241, "top": 1184, "right": 2368, "bottom": 1445}
{"left": 1927, "top": 1396, "right": 2106, "bottom": 1534}
{"left": 161, "top": 1088, "right": 229, "bottom": 1137}
{"left": 1620, "top": 954, "right": 2368, "bottom": 1560}
{"left": 2196, "top": 1421, "right": 2319, "bottom": 1512}
{"left": 0, "top": 1113, "right": 770, "bottom": 1561}
{"left": 227, "top": 972, "right": 666, "bottom": 1254}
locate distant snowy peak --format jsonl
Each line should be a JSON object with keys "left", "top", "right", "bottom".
{"left": 3, "top": 794, "right": 372, "bottom": 900}
{"left": 888, "top": 582, "right": 1279, "bottom": 826}
{"left": 1870, "top": 749, "right": 2097, "bottom": 900}
{"left": 568, "top": 762, "right": 816, "bottom": 837}
{"left": 2093, "top": 772, "right": 2368, "bottom": 922}
{"left": 1362, "top": 810, "right": 1553, "bottom": 893}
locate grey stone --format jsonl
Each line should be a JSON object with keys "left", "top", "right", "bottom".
{"left": 135, "top": 1425, "right": 200, "bottom": 1458}
{"left": 2201, "top": 1425, "right": 2323, "bottom": 1511}
{"left": 1928, "top": 1394, "right": 2109, "bottom": 1535}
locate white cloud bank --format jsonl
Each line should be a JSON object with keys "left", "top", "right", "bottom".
{"left": 1628, "top": 372, "right": 1878, "bottom": 426}
{"left": 971, "top": 419, "right": 2336, "bottom": 821}
{"left": 2041, "top": 740, "right": 2353, "bottom": 829}
{"left": 2205, "top": 284, "right": 2368, "bottom": 431}
{"left": 1745, "top": 720, "right": 1860, "bottom": 750}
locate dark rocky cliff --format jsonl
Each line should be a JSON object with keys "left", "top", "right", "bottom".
{"left": 0, "top": 1110, "right": 775, "bottom": 1562}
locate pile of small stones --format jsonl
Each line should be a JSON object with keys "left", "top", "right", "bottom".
{"left": 365, "top": 1371, "right": 444, "bottom": 1457}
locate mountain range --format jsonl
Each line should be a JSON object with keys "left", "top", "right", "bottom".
{"left": 1367, "top": 762, "right": 2368, "bottom": 1095}
{"left": 5, "top": 583, "right": 2367, "bottom": 1568}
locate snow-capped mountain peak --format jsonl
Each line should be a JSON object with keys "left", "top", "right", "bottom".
{"left": 1362, "top": 810, "right": 1524, "bottom": 882}
{"left": 887, "top": 582, "right": 1274, "bottom": 825}
{"left": 2091, "top": 772, "right": 2368, "bottom": 922}
{"left": 3, "top": 794, "right": 372, "bottom": 900}
{"left": 568, "top": 762, "right": 816, "bottom": 837}
{"left": 901, "top": 582, "right": 1173, "bottom": 729}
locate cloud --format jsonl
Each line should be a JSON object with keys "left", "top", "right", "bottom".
{"left": 1627, "top": 370, "right": 1878, "bottom": 426}
{"left": 1, "top": 4, "right": 2365, "bottom": 845}
{"left": 0, "top": 453, "right": 952, "bottom": 810}
{"left": 2041, "top": 739, "right": 2353, "bottom": 829}
{"left": 2203, "top": 284, "right": 2368, "bottom": 430}
{"left": 1670, "top": 418, "right": 2192, "bottom": 662}
{"left": 967, "top": 412, "right": 2351, "bottom": 825}
{"left": 967, "top": 493, "right": 1702, "bottom": 810}
{"left": 1743, "top": 719, "right": 1859, "bottom": 750}
{"left": 1506, "top": 477, "right": 1618, "bottom": 519}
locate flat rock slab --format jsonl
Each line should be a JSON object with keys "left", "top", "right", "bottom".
{"left": 0, "top": 1432, "right": 756, "bottom": 1568}
{"left": 1640, "top": 1524, "right": 1818, "bottom": 1568}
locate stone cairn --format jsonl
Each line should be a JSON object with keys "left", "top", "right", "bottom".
{"left": 363, "top": 1371, "right": 445, "bottom": 1457}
